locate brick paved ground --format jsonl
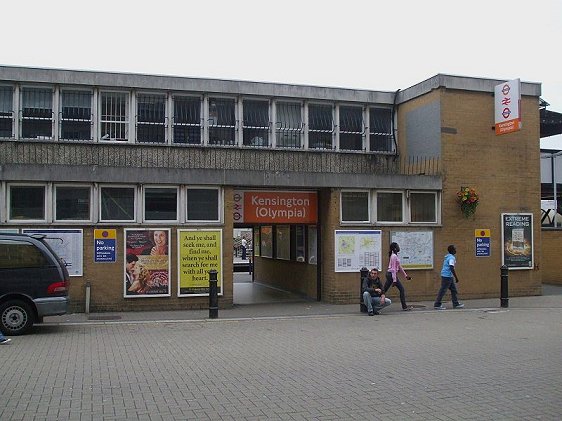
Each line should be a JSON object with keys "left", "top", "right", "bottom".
{"left": 1, "top": 305, "right": 561, "bottom": 420}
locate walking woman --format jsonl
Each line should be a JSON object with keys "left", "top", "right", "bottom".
{"left": 384, "top": 242, "right": 413, "bottom": 311}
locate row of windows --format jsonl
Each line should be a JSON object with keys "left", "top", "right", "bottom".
{"left": 0, "top": 183, "right": 221, "bottom": 224}
{"left": 340, "top": 190, "right": 440, "bottom": 224}
{"left": 0, "top": 85, "right": 394, "bottom": 152}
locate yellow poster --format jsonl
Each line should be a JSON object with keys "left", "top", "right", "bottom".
{"left": 178, "top": 229, "right": 222, "bottom": 296}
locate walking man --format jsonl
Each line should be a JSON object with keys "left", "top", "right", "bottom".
{"left": 434, "top": 245, "right": 464, "bottom": 310}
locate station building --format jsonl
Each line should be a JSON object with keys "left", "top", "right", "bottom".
{"left": 0, "top": 66, "right": 543, "bottom": 312}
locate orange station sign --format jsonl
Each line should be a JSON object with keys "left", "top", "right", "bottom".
{"left": 233, "top": 190, "right": 317, "bottom": 224}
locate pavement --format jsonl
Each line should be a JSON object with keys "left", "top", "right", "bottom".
{"left": 1, "top": 285, "right": 560, "bottom": 420}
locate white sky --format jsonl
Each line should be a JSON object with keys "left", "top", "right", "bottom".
{"left": 3, "top": 0, "right": 562, "bottom": 148}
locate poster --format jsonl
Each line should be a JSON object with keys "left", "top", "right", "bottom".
{"left": 22, "top": 228, "right": 83, "bottom": 276}
{"left": 390, "top": 231, "right": 433, "bottom": 269}
{"left": 178, "top": 229, "right": 222, "bottom": 296}
{"left": 335, "top": 230, "right": 382, "bottom": 272}
{"left": 501, "top": 213, "right": 533, "bottom": 269}
{"left": 124, "top": 229, "right": 171, "bottom": 297}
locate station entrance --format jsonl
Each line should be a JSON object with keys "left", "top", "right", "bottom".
{"left": 232, "top": 189, "right": 320, "bottom": 305}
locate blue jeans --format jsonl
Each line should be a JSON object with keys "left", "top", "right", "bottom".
{"left": 363, "top": 291, "right": 392, "bottom": 313}
{"left": 434, "top": 276, "right": 460, "bottom": 307}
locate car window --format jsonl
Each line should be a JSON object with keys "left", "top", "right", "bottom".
{"left": 0, "top": 240, "right": 49, "bottom": 269}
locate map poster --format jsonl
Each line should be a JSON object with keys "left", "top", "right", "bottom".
{"left": 22, "top": 228, "right": 83, "bottom": 276}
{"left": 178, "top": 229, "right": 222, "bottom": 296}
{"left": 390, "top": 231, "right": 433, "bottom": 269}
{"left": 335, "top": 230, "right": 382, "bottom": 272}
{"left": 501, "top": 213, "right": 533, "bottom": 270}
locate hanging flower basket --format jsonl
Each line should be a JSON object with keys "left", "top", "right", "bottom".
{"left": 457, "top": 186, "right": 479, "bottom": 218}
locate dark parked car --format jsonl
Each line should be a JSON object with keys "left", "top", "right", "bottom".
{"left": 0, "top": 233, "right": 69, "bottom": 335}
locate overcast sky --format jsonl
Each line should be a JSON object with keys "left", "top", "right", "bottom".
{"left": 3, "top": 0, "right": 561, "bottom": 148}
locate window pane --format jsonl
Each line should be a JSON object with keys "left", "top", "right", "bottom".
{"left": 410, "top": 193, "right": 436, "bottom": 222}
{"left": 0, "top": 86, "right": 14, "bottom": 138}
{"left": 186, "top": 189, "right": 219, "bottom": 221}
{"left": 9, "top": 186, "right": 45, "bottom": 220}
{"left": 308, "top": 104, "right": 333, "bottom": 149}
{"left": 60, "top": 90, "right": 92, "bottom": 141}
{"left": 0, "top": 241, "right": 48, "bottom": 268}
{"left": 339, "top": 106, "right": 363, "bottom": 151}
{"left": 295, "top": 225, "right": 306, "bottom": 262}
{"left": 21, "top": 88, "right": 53, "bottom": 139}
{"left": 209, "top": 98, "right": 235, "bottom": 146}
{"left": 137, "top": 94, "right": 166, "bottom": 143}
{"left": 341, "top": 192, "right": 369, "bottom": 222}
{"left": 377, "top": 192, "right": 403, "bottom": 222}
{"left": 276, "top": 102, "right": 302, "bottom": 148}
{"left": 276, "top": 225, "right": 290, "bottom": 260}
{"left": 101, "top": 187, "right": 135, "bottom": 220}
{"left": 173, "top": 96, "right": 201, "bottom": 144}
{"left": 56, "top": 187, "right": 90, "bottom": 220}
{"left": 243, "top": 100, "right": 269, "bottom": 147}
{"left": 100, "top": 92, "right": 128, "bottom": 141}
{"left": 370, "top": 107, "right": 393, "bottom": 152}
{"left": 145, "top": 188, "right": 177, "bottom": 220}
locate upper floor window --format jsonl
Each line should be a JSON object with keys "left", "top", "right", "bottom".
{"left": 100, "top": 92, "right": 129, "bottom": 141}
{"left": 137, "top": 94, "right": 166, "bottom": 144}
{"left": 173, "top": 96, "right": 201, "bottom": 145}
{"left": 242, "top": 99, "right": 269, "bottom": 147}
{"left": 20, "top": 88, "right": 53, "bottom": 139}
{"left": 60, "top": 90, "right": 92, "bottom": 141}
{"left": 339, "top": 106, "right": 364, "bottom": 151}
{"left": 0, "top": 86, "right": 14, "bottom": 139}
{"left": 369, "top": 107, "right": 393, "bottom": 152}
{"left": 276, "top": 102, "right": 302, "bottom": 148}
{"left": 208, "top": 98, "right": 236, "bottom": 146}
{"left": 308, "top": 104, "right": 333, "bottom": 149}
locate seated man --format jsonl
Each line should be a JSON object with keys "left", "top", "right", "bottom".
{"left": 362, "top": 268, "right": 392, "bottom": 316}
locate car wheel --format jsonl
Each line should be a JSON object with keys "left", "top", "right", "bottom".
{"left": 0, "top": 300, "right": 34, "bottom": 336}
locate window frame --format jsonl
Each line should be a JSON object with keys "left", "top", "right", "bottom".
{"left": 99, "top": 184, "right": 137, "bottom": 223}
{"left": 207, "top": 96, "right": 237, "bottom": 146}
{"left": 338, "top": 105, "right": 365, "bottom": 151}
{"left": 340, "top": 190, "right": 371, "bottom": 224}
{"left": 242, "top": 98, "right": 270, "bottom": 147}
{"left": 99, "top": 90, "right": 130, "bottom": 142}
{"left": 185, "top": 186, "right": 223, "bottom": 223}
{"left": 369, "top": 107, "right": 394, "bottom": 153}
{"left": 408, "top": 191, "right": 439, "bottom": 224}
{"left": 275, "top": 100, "right": 303, "bottom": 149}
{"left": 7, "top": 183, "right": 48, "bottom": 222}
{"left": 307, "top": 102, "right": 334, "bottom": 150}
{"left": 53, "top": 184, "right": 92, "bottom": 222}
{"left": 142, "top": 185, "right": 179, "bottom": 223}
{"left": 375, "top": 190, "right": 405, "bottom": 224}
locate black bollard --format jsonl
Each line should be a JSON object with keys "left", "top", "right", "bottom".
{"left": 359, "top": 267, "right": 369, "bottom": 312}
{"left": 500, "top": 265, "right": 509, "bottom": 308}
{"left": 209, "top": 269, "right": 218, "bottom": 319}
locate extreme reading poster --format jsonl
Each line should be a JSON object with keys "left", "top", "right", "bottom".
{"left": 178, "top": 229, "right": 222, "bottom": 296}
{"left": 124, "top": 229, "right": 171, "bottom": 297}
{"left": 501, "top": 213, "right": 533, "bottom": 270}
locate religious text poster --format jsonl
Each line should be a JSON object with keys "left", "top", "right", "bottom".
{"left": 22, "top": 228, "right": 83, "bottom": 276}
{"left": 178, "top": 229, "right": 222, "bottom": 296}
{"left": 335, "top": 230, "right": 382, "bottom": 272}
{"left": 501, "top": 213, "right": 533, "bottom": 269}
{"left": 124, "top": 229, "right": 171, "bottom": 297}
